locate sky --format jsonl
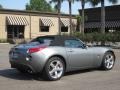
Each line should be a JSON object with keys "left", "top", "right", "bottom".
{"left": 0, "top": 0, "right": 120, "bottom": 14}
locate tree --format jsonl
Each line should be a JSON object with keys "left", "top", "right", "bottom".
{"left": 49, "top": 0, "right": 86, "bottom": 35}
{"left": 75, "top": 0, "right": 86, "bottom": 35}
{"left": 49, "top": 0, "right": 64, "bottom": 35}
{"left": 67, "top": 0, "right": 78, "bottom": 35}
{"left": 81, "top": 0, "right": 85, "bottom": 35}
{"left": 76, "top": 14, "right": 87, "bottom": 32}
{"left": 87, "top": 0, "right": 118, "bottom": 33}
{"left": 67, "top": 0, "right": 86, "bottom": 35}
{"left": 68, "top": 0, "right": 73, "bottom": 35}
{"left": 76, "top": 15, "right": 82, "bottom": 32}
{"left": 26, "top": 0, "right": 53, "bottom": 12}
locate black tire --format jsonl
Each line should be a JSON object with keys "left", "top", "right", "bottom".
{"left": 101, "top": 52, "right": 115, "bottom": 70}
{"left": 42, "top": 57, "right": 65, "bottom": 81}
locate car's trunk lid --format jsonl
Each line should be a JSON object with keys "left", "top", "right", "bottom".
{"left": 11, "top": 42, "right": 48, "bottom": 54}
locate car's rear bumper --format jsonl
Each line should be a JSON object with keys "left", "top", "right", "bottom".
{"left": 9, "top": 52, "right": 47, "bottom": 73}
{"left": 10, "top": 61, "right": 36, "bottom": 73}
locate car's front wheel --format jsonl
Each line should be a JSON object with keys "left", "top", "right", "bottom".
{"left": 101, "top": 52, "right": 115, "bottom": 70}
{"left": 43, "top": 57, "right": 65, "bottom": 81}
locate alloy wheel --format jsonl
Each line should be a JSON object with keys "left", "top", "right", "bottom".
{"left": 48, "top": 60, "right": 64, "bottom": 79}
{"left": 104, "top": 54, "right": 114, "bottom": 69}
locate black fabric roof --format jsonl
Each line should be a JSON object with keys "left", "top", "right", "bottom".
{"left": 39, "top": 35, "right": 77, "bottom": 46}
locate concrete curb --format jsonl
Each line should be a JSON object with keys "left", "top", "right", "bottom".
{"left": 0, "top": 43, "right": 9, "bottom": 44}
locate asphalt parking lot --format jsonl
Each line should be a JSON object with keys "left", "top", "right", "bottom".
{"left": 0, "top": 44, "right": 120, "bottom": 90}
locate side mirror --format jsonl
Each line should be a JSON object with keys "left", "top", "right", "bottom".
{"left": 83, "top": 44, "right": 88, "bottom": 49}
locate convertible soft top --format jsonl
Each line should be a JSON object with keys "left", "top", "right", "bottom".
{"left": 37, "top": 35, "right": 77, "bottom": 46}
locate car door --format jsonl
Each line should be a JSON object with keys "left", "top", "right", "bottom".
{"left": 65, "top": 39, "right": 94, "bottom": 69}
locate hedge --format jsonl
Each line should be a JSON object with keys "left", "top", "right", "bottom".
{"left": 73, "top": 32, "right": 120, "bottom": 43}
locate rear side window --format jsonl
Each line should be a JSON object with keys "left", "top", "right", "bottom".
{"left": 65, "top": 39, "right": 84, "bottom": 48}
{"left": 31, "top": 37, "right": 54, "bottom": 45}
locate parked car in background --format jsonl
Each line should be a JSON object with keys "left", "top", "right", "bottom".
{"left": 9, "top": 35, "right": 115, "bottom": 81}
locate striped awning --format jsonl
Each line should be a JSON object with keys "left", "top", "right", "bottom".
{"left": 85, "top": 21, "right": 120, "bottom": 29}
{"left": 6, "top": 16, "right": 29, "bottom": 25}
{"left": 40, "top": 18, "right": 54, "bottom": 26}
{"left": 61, "top": 19, "right": 70, "bottom": 27}
{"left": 61, "top": 19, "right": 77, "bottom": 27}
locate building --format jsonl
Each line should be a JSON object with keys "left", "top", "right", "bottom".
{"left": 79, "top": 5, "right": 120, "bottom": 33}
{"left": 0, "top": 9, "right": 77, "bottom": 41}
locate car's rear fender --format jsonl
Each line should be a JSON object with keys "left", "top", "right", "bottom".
{"left": 30, "top": 47, "right": 69, "bottom": 72}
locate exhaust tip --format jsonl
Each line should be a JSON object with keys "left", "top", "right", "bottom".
{"left": 27, "top": 69, "right": 33, "bottom": 74}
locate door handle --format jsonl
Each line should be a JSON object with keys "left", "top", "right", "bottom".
{"left": 68, "top": 50, "right": 73, "bottom": 52}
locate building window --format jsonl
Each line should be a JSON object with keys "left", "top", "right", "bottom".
{"left": 40, "top": 26, "right": 49, "bottom": 32}
{"left": 7, "top": 25, "right": 25, "bottom": 39}
{"left": 61, "top": 27, "right": 68, "bottom": 32}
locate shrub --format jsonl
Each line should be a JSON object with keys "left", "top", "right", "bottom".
{"left": 73, "top": 32, "right": 120, "bottom": 43}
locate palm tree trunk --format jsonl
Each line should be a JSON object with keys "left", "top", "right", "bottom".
{"left": 58, "top": 0, "right": 61, "bottom": 35}
{"left": 69, "top": 0, "right": 72, "bottom": 35}
{"left": 81, "top": 0, "right": 85, "bottom": 35}
{"left": 101, "top": 0, "right": 105, "bottom": 33}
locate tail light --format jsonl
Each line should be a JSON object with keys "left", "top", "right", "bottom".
{"left": 28, "top": 46, "right": 46, "bottom": 53}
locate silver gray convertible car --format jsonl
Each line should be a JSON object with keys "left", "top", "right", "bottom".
{"left": 9, "top": 35, "right": 115, "bottom": 81}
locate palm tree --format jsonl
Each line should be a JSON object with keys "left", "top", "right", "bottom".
{"left": 75, "top": 0, "right": 86, "bottom": 34}
{"left": 81, "top": 0, "right": 85, "bottom": 35}
{"left": 76, "top": 15, "right": 82, "bottom": 32}
{"left": 67, "top": 0, "right": 86, "bottom": 35}
{"left": 87, "top": 0, "right": 118, "bottom": 33}
{"left": 49, "top": 0, "right": 63, "bottom": 35}
{"left": 67, "top": 0, "right": 79, "bottom": 35}
{"left": 67, "top": 0, "right": 80, "bottom": 35}
{"left": 68, "top": 0, "right": 73, "bottom": 35}
{"left": 50, "top": 0, "right": 74, "bottom": 35}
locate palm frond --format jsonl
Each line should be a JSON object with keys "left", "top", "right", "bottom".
{"left": 86, "top": 0, "right": 100, "bottom": 6}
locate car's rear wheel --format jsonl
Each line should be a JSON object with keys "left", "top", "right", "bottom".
{"left": 43, "top": 57, "right": 65, "bottom": 81}
{"left": 101, "top": 52, "right": 115, "bottom": 70}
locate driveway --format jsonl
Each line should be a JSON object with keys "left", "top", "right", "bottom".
{"left": 0, "top": 44, "right": 120, "bottom": 90}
